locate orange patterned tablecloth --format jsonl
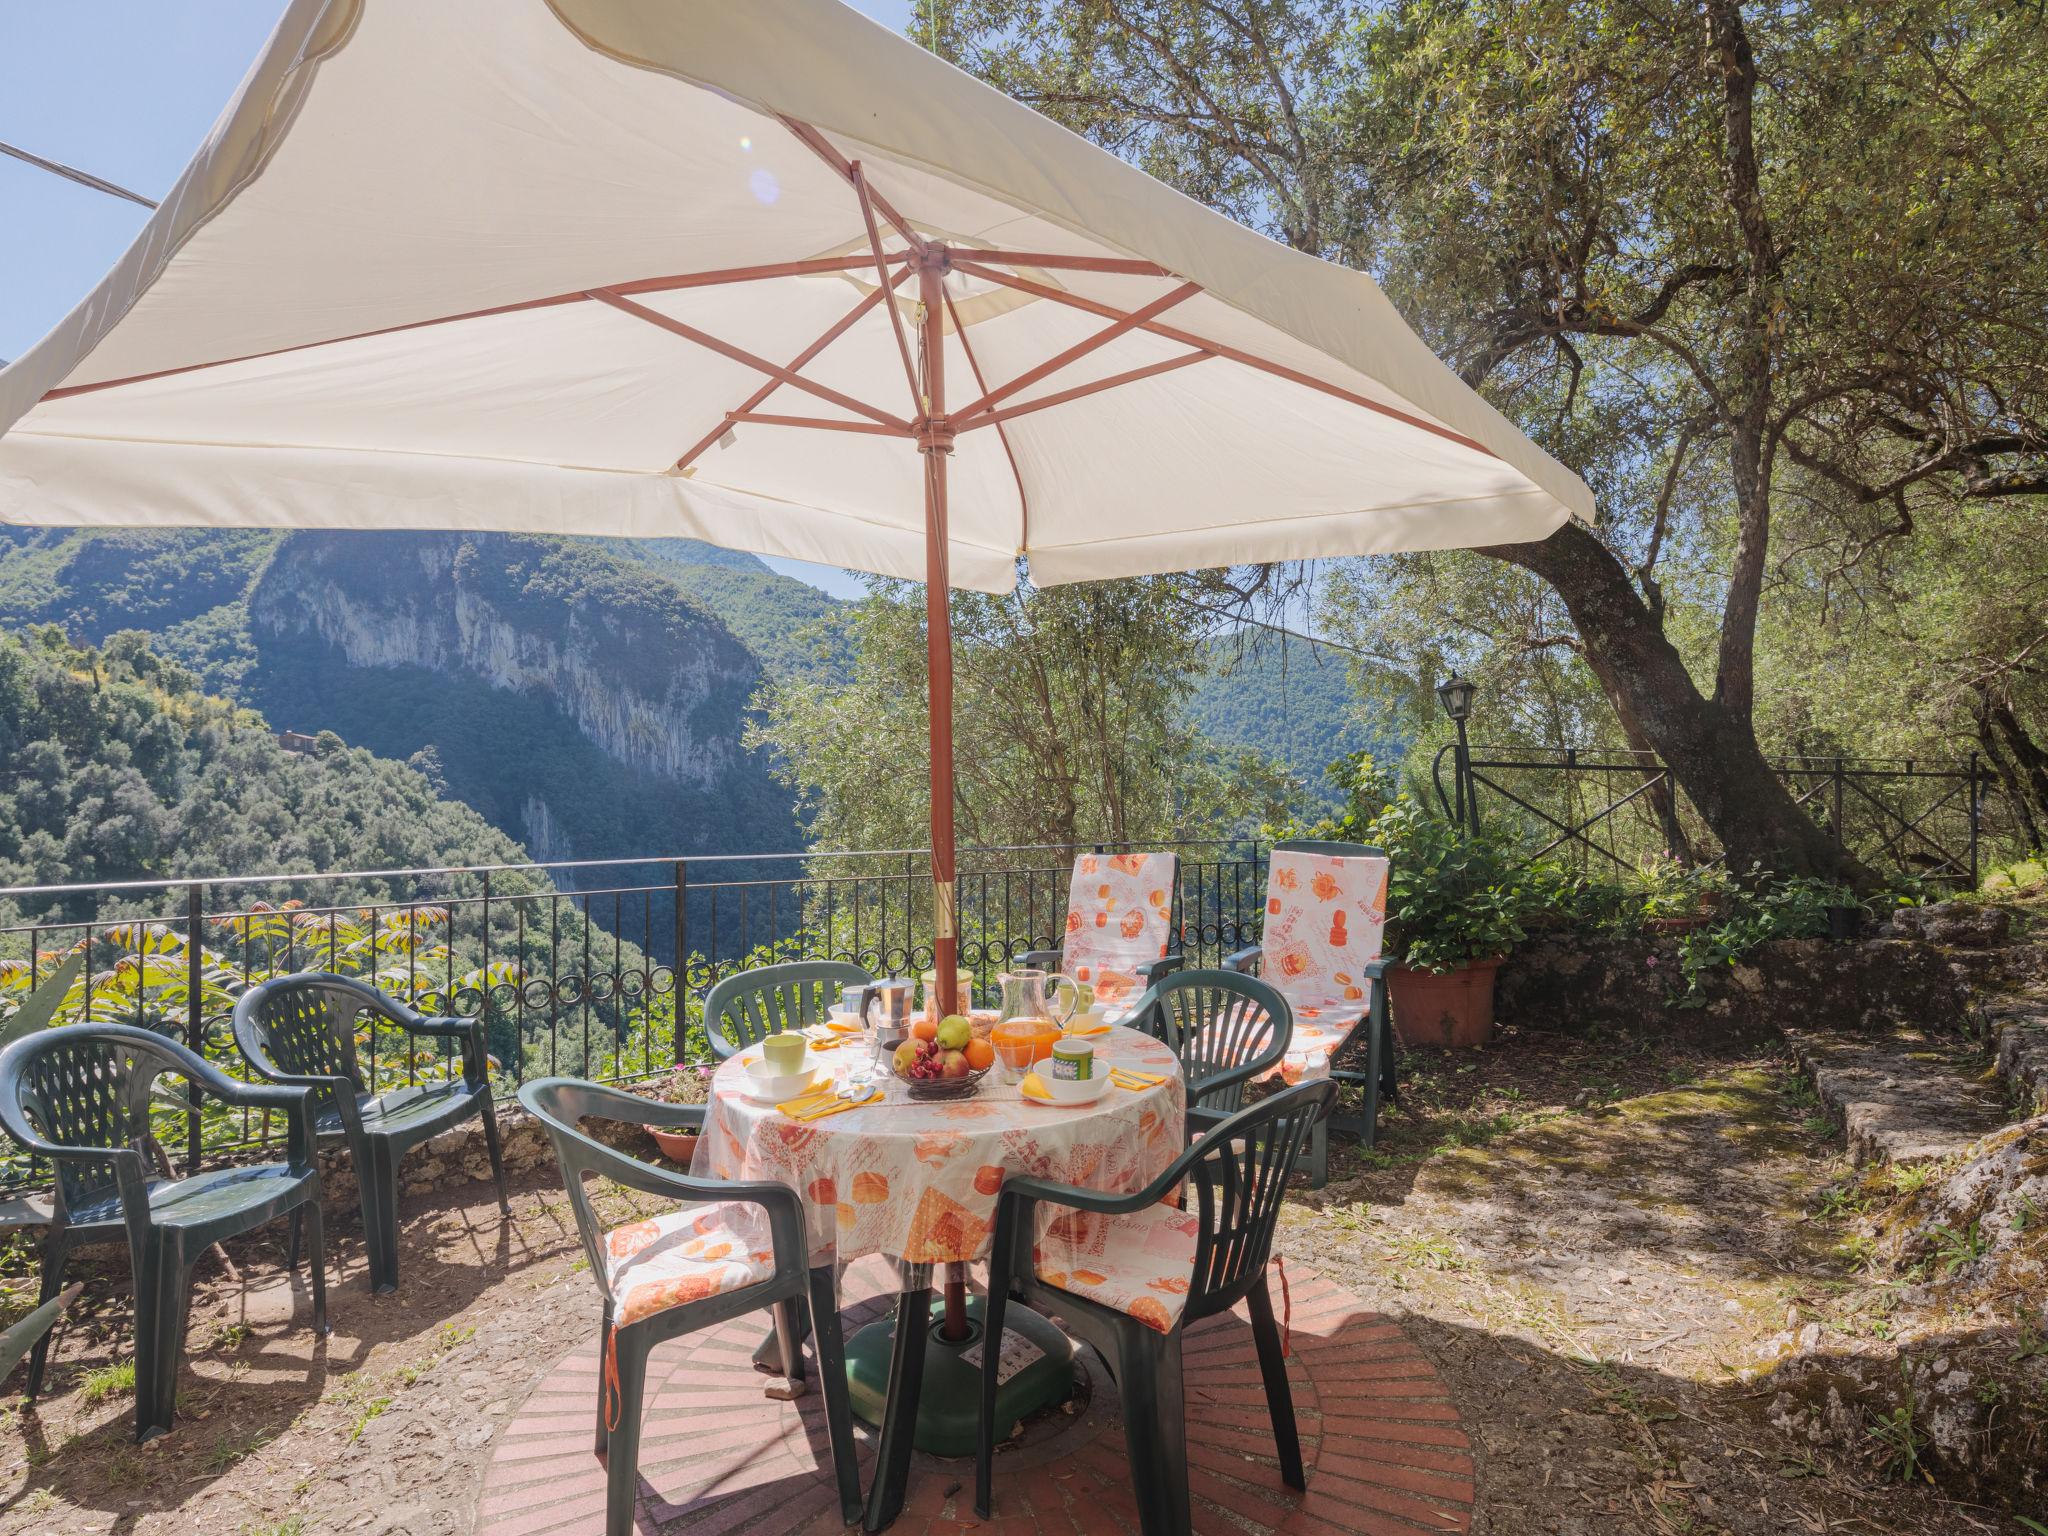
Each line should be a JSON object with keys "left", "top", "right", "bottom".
{"left": 695, "top": 1026, "right": 1185, "bottom": 1274}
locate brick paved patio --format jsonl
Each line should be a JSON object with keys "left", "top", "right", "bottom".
{"left": 477, "top": 1258, "right": 1474, "bottom": 1536}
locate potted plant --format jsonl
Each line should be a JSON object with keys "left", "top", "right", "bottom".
{"left": 1364, "top": 796, "right": 1526, "bottom": 1048}
{"left": 646, "top": 1062, "right": 713, "bottom": 1162}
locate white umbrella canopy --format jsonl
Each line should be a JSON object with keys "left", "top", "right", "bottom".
{"left": 0, "top": 0, "right": 1590, "bottom": 588}
{"left": 0, "top": 0, "right": 1593, "bottom": 1037}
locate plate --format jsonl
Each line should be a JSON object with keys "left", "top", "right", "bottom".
{"left": 1022, "top": 1073, "right": 1112, "bottom": 1107}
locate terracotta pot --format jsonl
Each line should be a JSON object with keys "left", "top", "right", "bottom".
{"left": 649, "top": 1127, "right": 700, "bottom": 1164}
{"left": 1388, "top": 958, "right": 1503, "bottom": 1049}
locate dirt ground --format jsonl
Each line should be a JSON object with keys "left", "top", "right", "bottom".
{"left": 0, "top": 1021, "right": 2033, "bottom": 1535}
{"left": 1284, "top": 1021, "right": 2028, "bottom": 1535}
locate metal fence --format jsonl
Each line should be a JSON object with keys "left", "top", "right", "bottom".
{"left": 1440, "top": 745, "right": 1992, "bottom": 887}
{"left": 0, "top": 839, "right": 1265, "bottom": 1187}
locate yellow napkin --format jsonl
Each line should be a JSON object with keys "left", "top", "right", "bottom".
{"left": 1018, "top": 1072, "right": 1054, "bottom": 1102}
{"left": 1064, "top": 1022, "right": 1112, "bottom": 1037}
{"left": 825, "top": 1017, "right": 864, "bottom": 1034}
{"left": 784, "top": 1085, "right": 883, "bottom": 1120}
{"left": 1109, "top": 1066, "right": 1167, "bottom": 1090}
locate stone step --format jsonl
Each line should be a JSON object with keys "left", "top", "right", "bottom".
{"left": 1981, "top": 1003, "right": 2048, "bottom": 1115}
{"left": 1784, "top": 1023, "right": 2014, "bottom": 1167}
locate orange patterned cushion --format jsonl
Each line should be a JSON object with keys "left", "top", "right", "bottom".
{"left": 603, "top": 1205, "right": 779, "bottom": 1326}
{"left": 1255, "top": 850, "right": 1389, "bottom": 1082}
{"left": 1061, "top": 852, "right": 1176, "bottom": 1005}
{"left": 1033, "top": 1200, "right": 1199, "bottom": 1334}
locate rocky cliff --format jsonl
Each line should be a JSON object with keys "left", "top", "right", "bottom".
{"left": 241, "top": 530, "right": 799, "bottom": 870}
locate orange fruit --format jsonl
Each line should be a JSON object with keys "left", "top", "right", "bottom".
{"left": 964, "top": 1037, "right": 994, "bottom": 1071}
{"left": 911, "top": 1017, "right": 939, "bottom": 1041}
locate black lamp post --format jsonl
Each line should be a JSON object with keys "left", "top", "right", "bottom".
{"left": 1436, "top": 673, "right": 1479, "bottom": 829}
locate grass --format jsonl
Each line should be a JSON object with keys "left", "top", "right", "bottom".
{"left": 79, "top": 1359, "right": 135, "bottom": 1406}
{"left": 1865, "top": 1368, "right": 1931, "bottom": 1484}
{"left": 348, "top": 1395, "right": 393, "bottom": 1442}
{"left": 1929, "top": 1220, "right": 1988, "bottom": 1275}
{"left": 244, "top": 1519, "right": 306, "bottom": 1536}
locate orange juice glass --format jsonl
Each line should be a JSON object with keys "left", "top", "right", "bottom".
{"left": 991, "top": 1017, "right": 1061, "bottom": 1082}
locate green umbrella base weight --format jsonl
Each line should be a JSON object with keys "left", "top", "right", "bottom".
{"left": 845, "top": 1295, "right": 1076, "bottom": 1459}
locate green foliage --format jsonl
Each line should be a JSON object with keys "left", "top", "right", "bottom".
{"left": 1668, "top": 874, "right": 1857, "bottom": 1005}
{"left": 1183, "top": 631, "right": 1407, "bottom": 817}
{"left": 1358, "top": 796, "right": 1528, "bottom": 972}
{"left": 0, "top": 626, "right": 532, "bottom": 900}
{"left": 751, "top": 576, "right": 1285, "bottom": 857}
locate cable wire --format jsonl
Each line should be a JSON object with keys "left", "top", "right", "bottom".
{"left": 0, "top": 138, "right": 158, "bottom": 209}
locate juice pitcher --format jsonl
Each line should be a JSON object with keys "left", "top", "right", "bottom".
{"left": 990, "top": 968, "right": 1080, "bottom": 1082}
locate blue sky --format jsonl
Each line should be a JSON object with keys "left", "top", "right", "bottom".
{"left": 0, "top": 0, "right": 917, "bottom": 599}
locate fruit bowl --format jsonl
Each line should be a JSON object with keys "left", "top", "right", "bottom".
{"left": 881, "top": 1020, "right": 993, "bottom": 1100}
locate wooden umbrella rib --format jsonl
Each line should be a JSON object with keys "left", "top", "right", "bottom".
{"left": 944, "top": 285, "right": 1029, "bottom": 551}
{"left": 674, "top": 266, "right": 915, "bottom": 472}
{"left": 950, "top": 279, "right": 1202, "bottom": 421}
{"left": 725, "top": 412, "right": 909, "bottom": 437}
{"left": 949, "top": 258, "right": 1500, "bottom": 460}
{"left": 779, "top": 115, "right": 924, "bottom": 253}
{"left": 954, "top": 350, "right": 1216, "bottom": 431}
{"left": 37, "top": 253, "right": 904, "bottom": 404}
{"left": 853, "top": 162, "right": 922, "bottom": 410}
{"left": 587, "top": 288, "right": 910, "bottom": 431}
{"left": 935, "top": 248, "right": 1170, "bottom": 277}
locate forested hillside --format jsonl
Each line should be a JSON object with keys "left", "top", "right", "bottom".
{"left": 0, "top": 528, "right": 818, "bottom": 874}
{"left": 0, "top": 624, "right": 529, "bottom": 916}
{"left": 1185, "top": 631, "right": 1405, "bottom": 812}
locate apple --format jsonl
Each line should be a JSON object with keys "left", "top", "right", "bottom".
{"left": 939, "top": 1049, "right": 971, "bottom": 1079}
{"left": 893, "top": 1040, "right": 920, "bottom": 1075}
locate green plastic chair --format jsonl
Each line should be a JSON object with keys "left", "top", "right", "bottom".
{"left": 1225, "top": 838, "right": 1398, "bottom": 1184}
{"left": 700, "top": 960, "right": 871, "bottom": 1060}
{"left": 0, "top": 1022, "right": 329, "bottom": 1441}
{"left": 232, "top": 973, "right": 508, "bottom": 1294}
{"left": 1127, "top": 968, "right": 1292, "bottom": 1136}
{"left": 976, "top": 1079, "right": 1336, "bottom": 1536}
{"left": 517, "top": 1077, "right": 862, "bottom": 1535}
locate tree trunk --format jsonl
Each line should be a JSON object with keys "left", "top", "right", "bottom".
{"left": 1481, "top": 521, "right": 1872, "bottom": 886}
{"left": 1973, "top": 684, "right": 2048, "bottom": 852}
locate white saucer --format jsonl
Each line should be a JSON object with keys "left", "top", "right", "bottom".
{"left": 1022, "top": 1073, "right": 1112, "bottom": 1107}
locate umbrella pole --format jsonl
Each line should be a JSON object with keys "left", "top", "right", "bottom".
{"left": 916, "top": 251, "right": 972, "bottom": 1345}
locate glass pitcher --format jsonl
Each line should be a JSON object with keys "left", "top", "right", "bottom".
{"left": 990, "top": 968, "right": 1080, "bottom": 1082}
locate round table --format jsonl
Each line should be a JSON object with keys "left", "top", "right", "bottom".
{"left": 697, "top": 1026, "right": 1187, "bottom": 1531}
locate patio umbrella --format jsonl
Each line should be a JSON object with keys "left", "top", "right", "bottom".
{"left": 0, "top": 0, "right": 1592, "bottom": 1024}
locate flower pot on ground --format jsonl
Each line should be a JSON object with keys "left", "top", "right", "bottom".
{"left": 649, "top": 1127, "right": 700, "bottom": 1163}
{"left": 1388, "top": 958, "right": 1503, "bottom": 1049}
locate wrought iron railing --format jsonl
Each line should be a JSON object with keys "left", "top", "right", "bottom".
{"left": 1436, "top": 745, "right": 1993, "bottom": 887}
{"left": 0, "top": 839, "right": 1264, "bottom": 1187}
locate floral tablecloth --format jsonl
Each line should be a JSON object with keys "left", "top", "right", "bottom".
{"left": 693, "top": 1026, "right": 1185, "bottom": 1274}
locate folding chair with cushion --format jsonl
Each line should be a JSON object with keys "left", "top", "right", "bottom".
{"left": 975, "top": 1079, "right": 1336, "bottom": 1536}
{"left": 1017, "top": 850, "right": 1183, "bottom": 1010}
{"left": 701, "top": 960, "right": 872, "bottom": 1060}
{"left": 518, "top": 1077, "right": 862, "bottom": 1536}
{"left": 1224, "top": 840, "right": 1396, "bottom": 1183}
{"left": 233, "top": 972, "right": 508, "bottom": 1294}
{"left": 1127, "top": 969, "right": 1291, "bottom": 1138}
{"left": 0, "top": 1023, "right": 328, "bottom": 1441}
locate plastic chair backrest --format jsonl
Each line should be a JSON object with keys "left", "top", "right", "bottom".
{"left": 1186, "top": 1079, "right": 1335, "bottom": 1312}
{"left": 1149, "top": 970, "right": 1288, "bottom": 1112}
{"left": 234, "top": 974, "right": 374, "bottom": 1114}
{"left": 1058, "top": 851, "right": 1178, "bottom": 1004}
{"left": 0, "top": 1025, "right": 199, "bottom": 1217}
{"left": 700, "top": 960, "right": 872, "bottom": 1058}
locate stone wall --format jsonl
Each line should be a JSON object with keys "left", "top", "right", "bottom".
{"left": 1496, "top": 907, "right": 2031, "bottom": 1043}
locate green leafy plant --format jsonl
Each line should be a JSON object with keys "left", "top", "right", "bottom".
{"left": 1358, "top": 795, "right": 1527, "bottom": 973}
{"left": 1865, "top": 1370, "right": 1930, "bottom": 1484}
{"left": 1929, "top": 1220, "right": 1988, "bottom": 1275}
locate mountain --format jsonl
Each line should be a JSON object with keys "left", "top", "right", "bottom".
{"left": 0, "top": 527, "right": 826, "bottom": 877}
{"left": 1184, "top": 631, "right": 1408, "bottom": 813}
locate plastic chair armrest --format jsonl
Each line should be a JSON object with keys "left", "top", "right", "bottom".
{"left": 1222, "top": 944, "right": 1262, "bottom": 974}
{"left": 1015, "top": 947, "right": 1063, "bottom": 973}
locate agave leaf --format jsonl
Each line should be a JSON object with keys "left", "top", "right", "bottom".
{"left": 0, "top": 953, "right": 87, "bottom": 1049}
{"left": 0, "top": 1283, "right": 82, "bottom": 1384}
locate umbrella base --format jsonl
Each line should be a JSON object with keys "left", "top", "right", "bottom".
{"left": 845, "top": 1295, "right": 1075, "bottom": 1458}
